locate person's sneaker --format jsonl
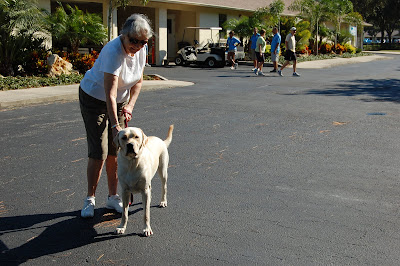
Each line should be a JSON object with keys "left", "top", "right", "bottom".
{"left": 230, "top": 66, "right": 235, "bottom": 70}
{"left": 293, "top": 72, "right": 301, "bottom": 77}
{"left": 145, "top": 63, "right": 151, "bottom": 67}
{"left": 106, "top": 194, "right": 123, "bottom": 213}
{"left": 270, "top": 69, "right": 277, "bottom": 73}
{"left": 81, "top": 196, "right": 95, "bottom": 218}
{"left": 254, "top": 68, "right": 259, "bottom": 76}
{"left": 258, "top": 71, "right": 265, "bottom": 76}
{"left": 251, "top": 68, "right": 257, "bottom": 72}
{"left": 234, "top": 63, "right": 238, "bottom": 69}
{"left": 277, "top": 70, "right": 283, "bottom": 76}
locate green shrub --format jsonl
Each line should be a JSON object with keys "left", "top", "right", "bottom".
{"left": 264, "top": 44, "right": 272, "bottom": 56}
{"left": 0, "top": 74, "right": 83, "bottom": 90}
{"left": 344, "top": 43, "right": 356, "bottom": 54}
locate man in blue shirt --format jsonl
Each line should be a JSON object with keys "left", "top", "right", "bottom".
{"left": 226, "top": 31, "right": 241, "bottom": 69}
{"left": 270, "top": 27, "right": 281, "bottom": 72}
{"left": 249, "top": 27, "right": 260, "bottom": 71}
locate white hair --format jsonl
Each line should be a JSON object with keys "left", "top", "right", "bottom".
{"left": 121, "top": 14, "right": 153, "bottom": 39}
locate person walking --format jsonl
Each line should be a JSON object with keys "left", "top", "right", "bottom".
{"left": 278, "top": 27, "right": 300, "bottom": 77}
{"left": 249, "top": 27, "right": 260, "bottom": 71}
{"left": 226, "top": 31, "right": 241, "bottom": 69}
{"left": 254, "top": 29, "right": 267, "bottom": 76}
{"left": 270, "top": 27, "right": 281, "bottom": 73}
{"left": 79, "top": 14, "right": 153, "bottom": 218}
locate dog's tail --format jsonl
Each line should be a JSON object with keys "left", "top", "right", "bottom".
{"left": 164, "top": 124, "right": 174, "bottom": 148}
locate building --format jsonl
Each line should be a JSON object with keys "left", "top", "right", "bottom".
{"left": 38, "top": 0, "right": 297, "bottom": 65}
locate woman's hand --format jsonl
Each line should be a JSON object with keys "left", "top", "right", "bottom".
{"left": 112, "top": 125, "right": 122, "bottom": 138}
{"left": 122, "top": 105, "right": 133, "bottom": 122}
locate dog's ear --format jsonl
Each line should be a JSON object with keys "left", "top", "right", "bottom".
{"left": 113, "top": 131, "right": 121, "bottom": 149}
{"left": 140, "top": 129, "right": 148, "bottom": 150}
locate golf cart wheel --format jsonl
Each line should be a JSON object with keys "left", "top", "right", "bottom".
{"left": 205, "top": 58, "right": 217, "bottom": 68}
{"left": 175, "top": 56, "right": 184, "bottom": 66}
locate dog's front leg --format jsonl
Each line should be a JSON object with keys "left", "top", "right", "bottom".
{"left": 142, "top": 185, "right": 153, "bottom": 236}
{"left": 116, "top": 189, "right": 130, "bottom": 235}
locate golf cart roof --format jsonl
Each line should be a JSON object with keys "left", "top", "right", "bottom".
{"left": 185, "top": 27, "right": 222, "bottom": 30}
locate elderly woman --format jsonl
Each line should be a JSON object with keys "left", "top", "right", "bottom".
{"left": 79, "top": 14, "right": 153, "bottom": 218}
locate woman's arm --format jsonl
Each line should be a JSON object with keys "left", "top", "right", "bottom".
{"left": 104, "top": 72, "right": 122, "bottom": 136}
{"left": 123, "top": 70, "right": 144, "bottom": 122}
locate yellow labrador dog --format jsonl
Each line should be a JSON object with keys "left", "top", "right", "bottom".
{"left": 114, "top": 125, "right": 174, "bottom": 236}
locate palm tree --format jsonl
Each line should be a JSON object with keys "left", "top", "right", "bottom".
{"left": 322, "top": 0, "right": 354, "bottom": 47}
{"left": 223, "top": 0, "right": 285, "bottom": 39}
{"left": 47, "top": 3, "right": 107, "bottom": 53}
{"left": 0, "top": 0, "right": 48, "bottom": 76}
{"left": 290, "top": 0, "right": 329, "bottom": 54}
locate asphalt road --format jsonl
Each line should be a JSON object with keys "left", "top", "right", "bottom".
{"left": 1, "top": 55, "right": 400, "bottom": 265}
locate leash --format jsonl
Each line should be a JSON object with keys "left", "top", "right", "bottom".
{"left": 122, "top": 109, "right": 131, "bottom": 128}
{"left": 122, "top": 108, "right": 134, "bottom": 205}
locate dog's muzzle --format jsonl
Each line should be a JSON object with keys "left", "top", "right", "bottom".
{"left": 126, "top": 143, "right": 136, "bottom": 156}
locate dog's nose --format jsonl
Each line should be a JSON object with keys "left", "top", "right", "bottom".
{"left": 126, "top": 143, "right": 134, "bottom": 154}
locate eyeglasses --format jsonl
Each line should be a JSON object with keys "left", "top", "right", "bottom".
{"left": 128, "top": 37, "right": 148, "bottom": 46}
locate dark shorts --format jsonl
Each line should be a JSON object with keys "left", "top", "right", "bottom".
{"left": 256, "top": 52, "right": 265, "bottom": 63}
{"left": 79, "top": 87, "right": 126, "bottom": 160}
{"left": 284, "top": 50, "right": 297, "bottom": 61}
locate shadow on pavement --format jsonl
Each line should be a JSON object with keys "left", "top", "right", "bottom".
{"left": 0, "top": 207, "right": 146, "bottom": 265}
{"left": 305, "top": 78, "right": 400, "bottom": 103}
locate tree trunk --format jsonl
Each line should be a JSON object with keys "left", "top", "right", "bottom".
{"left": 387, "top": 30, "right": 393, "bottom": 44}
{"left": 380, "top": 28, "right": 385, "bottom": 46}
{"left": 108, "top": 0, "right": 113, "bottom": 41}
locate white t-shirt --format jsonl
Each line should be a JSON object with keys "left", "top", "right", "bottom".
{"left": 285, "top": 33, "right": 296, "bottom": 52}
{"left": 80, "top": 35, "right": 146, "bottom": 103}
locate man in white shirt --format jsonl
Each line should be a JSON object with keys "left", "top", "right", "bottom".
{"left": 278, "top": 27, "right": 300, "bottom": 77}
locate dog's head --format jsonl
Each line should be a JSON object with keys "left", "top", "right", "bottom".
{"left": 114, "top": 127, "right": 148, "bottom": 159}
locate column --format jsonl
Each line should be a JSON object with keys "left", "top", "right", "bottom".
{"left": 155, "top": 8, "right": 168, "bottom": 66}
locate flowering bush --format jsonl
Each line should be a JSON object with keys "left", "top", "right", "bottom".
{"left": 22, "top": 49, "right": 50, "bottom": 76}
{"left": 300, "top": 45, "right": 311, "bottom": 55}
{"left": 335, "top": 44, "right": 346, "bottom": 54}
{"left": 56, "top": 50, "right": 99, "bottom": 74}
{"left": 319, "top": 43, "right": 332, "bottom": 54}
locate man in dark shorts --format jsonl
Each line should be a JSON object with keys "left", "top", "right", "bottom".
{"left": 278, "top": 27, "right": 300, "bottom": 77}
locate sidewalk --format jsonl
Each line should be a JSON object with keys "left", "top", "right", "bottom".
{"left": 296, "top": 54, "right": 392, "bottom": 69}
{"left": 0, "top": 80, "right": 194, "bottom": 109}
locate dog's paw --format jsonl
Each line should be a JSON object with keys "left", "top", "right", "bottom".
{"left": 159, "top": 201, "right": 167, "bottom": 208}
{"left": 143, "top": 227, "right": 153, "bottom": 237}
{"left": 116, "top": 227, "right": 126, "bottom": 235}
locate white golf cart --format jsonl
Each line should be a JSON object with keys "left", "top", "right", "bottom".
{"left": 175, "top": 27, "right": 226, "bottom": 68}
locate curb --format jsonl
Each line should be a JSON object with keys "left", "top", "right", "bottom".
{"left": 0, "top": 80, "right": 194, "bottom": 109}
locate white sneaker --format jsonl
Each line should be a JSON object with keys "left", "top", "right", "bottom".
{"left": 81, "top": 196, "right": 95, "bottom": 218}
{"left": 293, "top": 72, "right": 301, "bottom": 77}
{"left": 234, "top": 63, "right": 238, "bottom": 69}
{"left": 106, "top": 194, "right": 123, "bottom": 213}
{"left": 145, "top": 63, "right": 151, "bottom": 67}
{"left": 254, "top": 68, "right": 259, "bottom": 76}
{"left": 230, "top": 66, "right": 235, "bottom": 70}
{"left": 277, "top": 70, "right": 283, "bottom": 76}
{"left": 251, "top": 68, "right": 257, "bottom": 71}
{"left": 258, "top": 71, "right": 265, "bottom": 76}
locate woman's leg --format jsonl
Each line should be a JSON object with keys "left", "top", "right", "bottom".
{"left": 87, "top": 158, "right": 105, "bottom": 197}
{"left": 106, "top": 155, "right": 118, "bottom": 196}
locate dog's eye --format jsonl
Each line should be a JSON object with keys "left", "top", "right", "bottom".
{"left": 134, "top": 136, "right": 139, "bottom": 139}
{"left": 122, "top": 136, "right": 127, "bottom": 140}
